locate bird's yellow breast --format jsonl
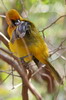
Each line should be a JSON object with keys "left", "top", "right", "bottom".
{"left": 8, "top": 38, "right": 32, "bottom": 62}
{"left": 9, "top": 33, "right": 49, "bottom": 63}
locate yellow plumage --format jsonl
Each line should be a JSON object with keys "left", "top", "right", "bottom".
{"left": 6, "top": 9, "right": 62, "bottom": 84}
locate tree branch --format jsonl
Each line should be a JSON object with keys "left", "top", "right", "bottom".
{"left": 40, "top": 15, "right": 66, "bottom": 33}
{"left": 0, "top": 70, "right": 20, "bottom": 77}
{"left": 0, "top": 49, "right": 42, "bottom": 100}
{"left": 0, "top": 32, "right": 9, "bottom": 48}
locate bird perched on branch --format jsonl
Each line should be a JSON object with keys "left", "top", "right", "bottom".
{"left": 6, "top": 9, "right": 62, "bottom": 84}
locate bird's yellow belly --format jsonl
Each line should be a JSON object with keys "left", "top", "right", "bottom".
{"left": 8, "top": 37, "right": 49, "bottom": 64}
{"left": 8, "top": 39, "right": 32, "bottom": 62}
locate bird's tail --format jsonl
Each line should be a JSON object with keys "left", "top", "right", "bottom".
{"left": 45, "top": 60, "right": 63, "bottom": 84}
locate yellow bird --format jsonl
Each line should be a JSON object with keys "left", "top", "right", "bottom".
{"left": 6, "top": 9, "right": 62, "bottom": 84}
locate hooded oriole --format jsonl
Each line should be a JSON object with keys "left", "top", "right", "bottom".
{"left": 6, "top": 9, "right": 62, "bottom": 84}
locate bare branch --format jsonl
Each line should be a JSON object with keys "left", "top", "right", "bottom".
{"left": 0, "top": 74, "right": 10, "bottom": 85}
{"left": 0, "top": 32, "right": 9, "bottom": 48}
{"left": 0, "top": 70, "right": 20, "bottom": 77}
{"left": 22, "top": 69, "right": 33, "bottom": 100}
{"left": 40, "top": 15, "right": 66, "bottom": 33}
{"left": 47, "top": 38, "right": 66, "bottom": 61}
{"left": 1, "top": 0, "right": 8, "bottom": 11}
{"left": 20, "top": 0, "right": 25, "bottom": 10}
{"left": 40, "top": 73, "right": 53, "bottom": 92}
{"left": 50, "top": 38, "right": 66, "bottom": 56}
{"left": 0, "top": 15, "right": 6, "bottom": 18}
{"left": 0, "top": 51, "right": 42, "bottom": 100}
{"left": 31, "top": 65, "right": 45, "bottom": 77}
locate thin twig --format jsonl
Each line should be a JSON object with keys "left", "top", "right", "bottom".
{"left": 20, "top": 0, "right": 25, "bottom": 10}
{"left": 0, "top": 73, "right": 11, "bottom": 85}
{"left": 50, "top": 38, "right": 66, "bottom": 56}
{"left": 40, "top": 15, "right": 66, "bottom": 33}
{"left": 0, "top": 70, "right": 20, "bottom": 77}
{"left": 1, "top": 0, "right": 8, "bottom": 11}
{"left": 47, "top": 38, "right": 66, "bottom": 61}
{"left": 31, "top": 65, "right": 45, "bottom": 77}
{"left": 11, "top": 67, "right": 15, "bottom": 89}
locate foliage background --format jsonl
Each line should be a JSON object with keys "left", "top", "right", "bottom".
{"left": 0, "top": 0, "right": 66, "bottom": 100}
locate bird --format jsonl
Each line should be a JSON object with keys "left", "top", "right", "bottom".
{"left": 6, "top": 9, "right": 62, "bottom": 84}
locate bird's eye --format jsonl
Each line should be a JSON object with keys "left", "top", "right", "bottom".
{"left": 11, "top": 19, "right": 20, "bottom": 26}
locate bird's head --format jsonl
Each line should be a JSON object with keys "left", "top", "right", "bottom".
{"left": 6, "top": 9, "right": 23, "bottom": 26}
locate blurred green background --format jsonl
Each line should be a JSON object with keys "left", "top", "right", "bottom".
{"left": 0, "top": 0, "right": 66, "bottom": 100}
